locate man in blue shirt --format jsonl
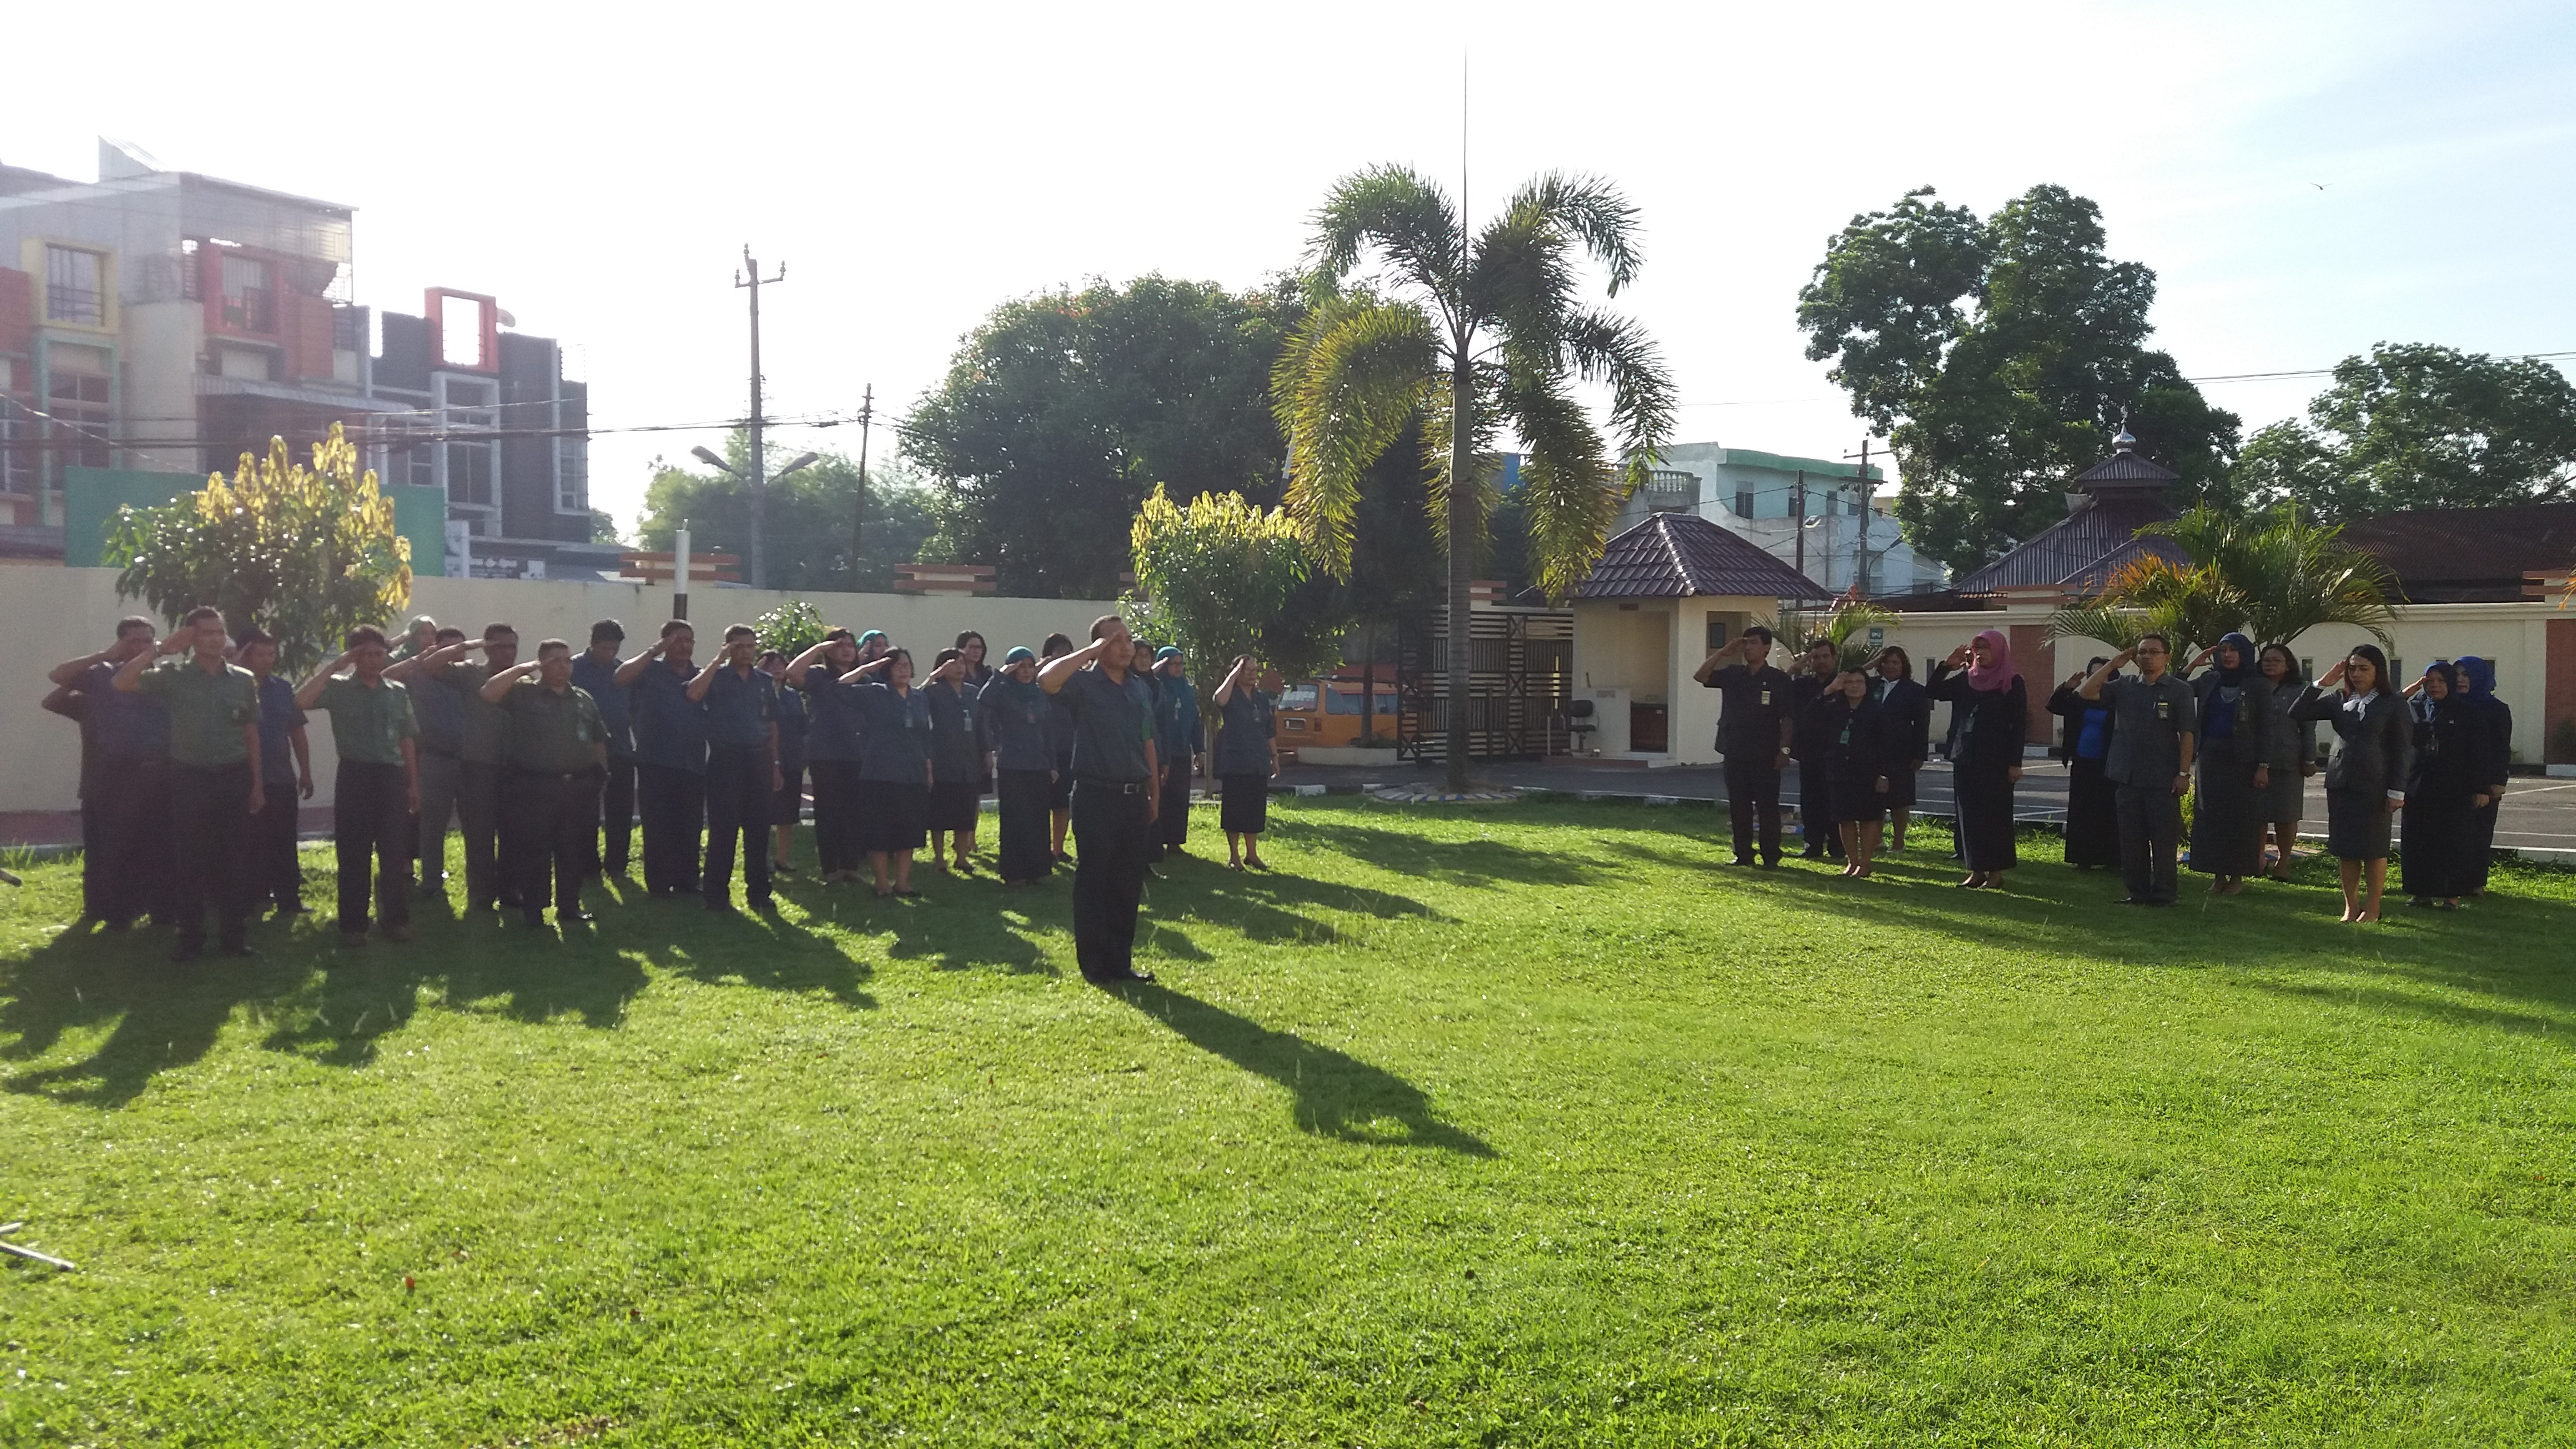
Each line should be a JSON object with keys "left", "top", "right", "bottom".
{"left": 685, "top": 623, "right": 780, "bottom": 912}
{"left": 617, "top": 619, "right": 712, "bottom": 899}
{"left": 1039, "top": 613, "right": 1162, "bottom": 983}
{"left": 47, "top": 615, "right": 173, "bottom": 928}
{"left": 240, "top": 630, "right": 315, "bottom": 915}
{"left": 570, "top": 618, "right": 636, "bottom": 878}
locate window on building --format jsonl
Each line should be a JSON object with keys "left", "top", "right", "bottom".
{"left": 45, "top": 246, "right": 105, "bottom": 326}
{"left": 0, "top": 398, "right": 36, "bottom": 495}
{"left": 555, "top": 436, "right": 587, "bottom": 512}
{"left": 218, "top": 254, "right": 275, "bottom": 332}
{"left": 442, "top": 378, "right": 495, "bottom": 507}
{"left": 46, "top": 369, "right": 112, "bottom": 476}
{"left": 1734, "top": 488, "right": 1755, "bottom": 518}
{"left": 447, "top": 439, "right": 494, "bottom": 507}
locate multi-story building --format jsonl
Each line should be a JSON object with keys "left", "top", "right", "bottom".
{"left": 0, "top": 139, "right": 607, "bottom": 577}
{"left": 1608, "top": 440, "right": 1945, "bottom": 597}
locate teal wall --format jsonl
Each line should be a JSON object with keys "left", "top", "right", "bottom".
{"left": 61, "top": 466, "right": 446, "bottom": 575}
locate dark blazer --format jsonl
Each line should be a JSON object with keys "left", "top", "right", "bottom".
{"left": 1807, "top": 691, "right": 1892, "bottom": 783}
{"left": 2192, "top": 672, "right": 2295, "bottom": 769}
{"left": 1925, "top": 664, "right": 2027, "bottom": 771}
{"left": 2292, "top": 686, "right": 2413, "bottom": 796}
{"left": 1870, "top": 676, "right": 1932, "bottom": 765}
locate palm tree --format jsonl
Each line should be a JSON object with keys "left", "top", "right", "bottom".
{"left": 1272, "top": 165, "right": 1676, "bottom": 788}
{"left": 2047, "top": 505, "right": 2394, "bottom": 656}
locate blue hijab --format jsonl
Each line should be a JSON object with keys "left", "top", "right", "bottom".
{"left": 2455, "top": 656, "right": 2497, "bottom": 703}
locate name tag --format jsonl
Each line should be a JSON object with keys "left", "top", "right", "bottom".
{"left": 2155, "top": 701, "right": 2169, "bottom": 719}
{"left": 1759, "top": 690, "right": 1772, "bottom": 706}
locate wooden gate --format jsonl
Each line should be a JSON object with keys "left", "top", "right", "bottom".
{"left": 1393, "top": 608, "right": 1574, "bottom": 762}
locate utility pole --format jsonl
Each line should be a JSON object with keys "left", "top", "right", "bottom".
{"left": 1792, "top": 469, "right": 1807, "bottom": 580}
{"left": 735, "top": 245, "right": 786, "bottom": 590}
{"left": 1842, "top": 438, "right": 1877, "bottom": 597}
{"left": 847, "top": 384, "right": 874, "bottom": 585}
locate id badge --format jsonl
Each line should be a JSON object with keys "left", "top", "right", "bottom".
{"left": 2155, "top": 701, "right": 2170, "bottom": 720}
{"left": 1759, "top": 689, "right": 1772, "bottom": 706}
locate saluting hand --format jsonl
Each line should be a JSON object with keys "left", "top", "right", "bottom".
{"left": 1944, "top": 644, "right": 1972, "bottom": 669}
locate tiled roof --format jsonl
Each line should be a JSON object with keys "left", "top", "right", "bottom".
{"left": 1952, "top": 494, "right": 2185, "bottom": 593}
{"left": 1577, "top": 511, "right": 1833, "bottom": 601}
{"left": 2341, "top": 500, "right": 2576, "bottom": 602}
{"left": 2069, "top": 450, "right": 2180, "bottom": 487}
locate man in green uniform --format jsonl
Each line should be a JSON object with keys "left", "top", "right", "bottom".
{"left": 392, "top": 622, "right": 521, "bottom": 911}
{"left": 296, "top": 626, "right": 422, "bottom": 945}
{"left": 480, "top": 639, "right": 610, "bottom": 930}
{"left": 115, "top": 605, "right": 263, "bottom": 960}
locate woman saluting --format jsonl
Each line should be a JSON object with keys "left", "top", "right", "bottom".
{"left": 1926, "top": 630, "right": 2026, "bottom": 889}
{"left": 2290, "top": 644, "right": 2412, "bottom": 923}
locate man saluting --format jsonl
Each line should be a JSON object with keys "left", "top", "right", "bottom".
{"left": 1038, "top": 614, "right": 1161, "bottom": 983}
{"left": 115, "top": 606, "right": 262, "bottom": 960}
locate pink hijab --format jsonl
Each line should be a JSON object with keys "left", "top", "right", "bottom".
{"left": 1964, "top": 628, "right": 2019, "bottom": 693}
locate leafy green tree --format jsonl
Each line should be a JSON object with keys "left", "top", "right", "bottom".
{"left": 1128, "top": 485, "right": 1344, "bottom": 758}
{"left": 753, "top": 600, "right": 829, "bottom": 656}
{"left": 637, "top": 433, "right": 937, "bottom": 593}
{"left": 1798, "top": 185, "right": 2242, "bottom": 575}
{"left": 588, "top": 507, "right": 625, "bottom": 545}
{"left": 1774, "top": 599, "right": 1900, "bottom": 672}
{"left": 2229, "top": 343, "right": 2576, "bottom": 520}
{"left": 904, "top": 275, "right": 1305, "bottom": 598}
{"left": 1272, "top": 167, "right": 1676, "bottom": 787}
{"left": 2048, "top": 505, "right": 2394, "bottom": 656}
{"left": 102, "top": 423, "right": 411, "bottom": 675}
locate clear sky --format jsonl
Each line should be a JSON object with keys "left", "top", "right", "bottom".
{"left": 7, "top": 0, "right": 2572, "bottom": 532}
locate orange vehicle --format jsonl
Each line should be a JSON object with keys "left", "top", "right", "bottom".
{"left": 1274, "top": 669, "right": 1402, "bottom": 749}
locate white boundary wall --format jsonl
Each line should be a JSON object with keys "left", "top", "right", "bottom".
{"left": 1, "top": 569, "right": 1118, "bottom": 815}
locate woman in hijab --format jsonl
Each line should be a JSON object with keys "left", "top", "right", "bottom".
{"left": 979, "top": 646, "right": 1057, "bottom": 886}
{"left": 1870, "top": 646, "right": 1931, "bottom": 852}
{"left": 2291, "top": 643, "right": 2412, "bottom": 922}
{"left": 842, "top": 647, "right": 932, "bottom": 897}
{"left": 2399, "top": 662, "right": 2482, "bottom": 909}
{"left": 922, "top": 648, "right": 985, "bottom": 874}
{"left": 1926, "top": 628, "right": 2027, "bottom": 888}
{"left": 2184, "top": 632, "right": 2288, "bottom": 894}
{"left": 2252, "top": 642, "right": 2314, "bottom": 881}
{"left": 2452, "top": 657, "right": 2512, "bottom": 895}
{"left": 1040, "top": 633, "right": 1078, "bottom": 863}
{"left": 2046, "top": 655, "right": 2122, "bottom": 869}
{"left": 1209, "top": 655, "right": 1280, "bottom": 870}
{"left": 1150, "top": 646, "right": 1202, "bottom": 856}
{"left": 1812, "top": 668, "right": 1893, "bottom": 878}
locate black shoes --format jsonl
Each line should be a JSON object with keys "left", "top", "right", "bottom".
{"left": 1085, "top": 967, "right": 1156, "bottom": 985}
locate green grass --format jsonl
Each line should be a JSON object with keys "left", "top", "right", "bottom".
{"left": 2, "top": 799, "right": 2572, "bottom": 1447}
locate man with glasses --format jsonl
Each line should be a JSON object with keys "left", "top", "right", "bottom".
{"left": 2077, "top": 634, "right": 2198, "bottom": 907}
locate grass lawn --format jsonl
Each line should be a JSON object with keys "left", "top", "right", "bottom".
{"left": 2, "top": 798, "right": 2572, "bottom": 1446}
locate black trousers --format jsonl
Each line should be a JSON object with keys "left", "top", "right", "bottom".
{"left": 702, "top": 744, "right": 773, "bottom": 907}
{"left": 809, "top": 759, "right": 863, "bottom": 875}
{"left": 637, "top": 763, "right": 706, "bottom": 895}
{"left": 334, "top": 761, "right": 412, "bottom": 934}
{"left": 254, "top": 783, "right": 303, "bottom": 906}
{"left": 2115, "top": 783, "right": 2183, "bottom": 904}
{"left": 80, "top": 786, "right": 107, "bottom": 920}
{"left": 93, "top": 758, "right": 174, "bottom": 925}
{"left": 457, "top": 761, "right": 521, "bottom": 908}
{"left": 1793, "top": 757, "right": 1843, "bottom": 857}
{"left": 1722, "top": 752, "right": 1783, "bottom": 863}
{"left": 414, "top": 748, "right": 460, "bottom": 885}
{"left": 1071, "top": 779, "right": 1154, "bottom": 978}
{"left": 1162, "top": 764, "right": 1193, "bottom": 847}
{"left": 593, "top": 756, "right": 635, "bottom": 874}
{"left": 996, "top": 768, "right": 1055, "bottom": 881}
{"left": 171, "top": 761, "right": 253, "bottom": 948}
{"left": 511, "top": 768, "right": 601, "bottom": 919}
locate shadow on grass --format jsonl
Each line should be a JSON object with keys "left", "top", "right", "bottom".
{"left": 1112, "top": 981, "right": 1496, "bottom": 1157}
{"left": 1146, "top": 856, "right": 1448, "bottom": 945}
{"left": 0, "top": 866, "right": 886, "bottom": 1106}
{"left": 1276, "top": 816, "right": 1610, "bottom": 890}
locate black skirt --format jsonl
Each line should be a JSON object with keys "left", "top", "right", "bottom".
{"left": 2063, "top": 755, "right": 2120, "bottom": 867}
{"left": 1954, "top": 762, "right": 2019, "bottom": 872}
{"left": 859, "top": 780, "right": 929, "bottom": 854}
{"left": 1882, "top": 763, "right": 1918, "bottom": 809}
{"left": 2401, "top": 790, "right": 2476, "bottom": 898}
{"left": 2189, "top": 736, "right": 2266, "bottom": 876}
{"left": 2325, "top": 788, "right": 2394, "bottom": 862}
{"left": 1159, "top": 767, "right": 1192, "bottom": 846}
{"left": 1829, "top": 769, "right": 1887, "bottom": 823}
{"left": 1048, "top": 756, "right": 1075, "bottom": 811}
{"left": 928, "top": 779, "right": 981, "bottom": 832}
{"left": 995, "top": 768, "right": 1054, "bottom": 881}
{"left": 1220, "top": 773, "right": 1270, "bottom": 834}
{"left": 2468, "top": 797, "right": 2500, "bottom": 890}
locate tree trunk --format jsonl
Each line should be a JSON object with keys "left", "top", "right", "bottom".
{"left": 1446, "top": 349, "right": 1476, "bottom": 791}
